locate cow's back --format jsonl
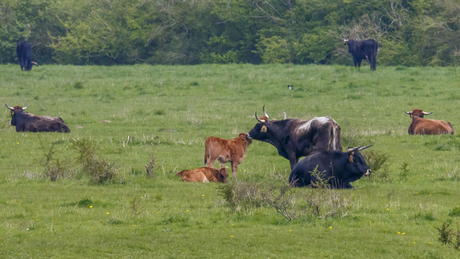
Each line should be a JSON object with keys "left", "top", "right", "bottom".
{"left": 411, "top": 118, "right": 454, "bottom": 135}
{"left": 289, "top": 152, "right": 333, "bottom": 187}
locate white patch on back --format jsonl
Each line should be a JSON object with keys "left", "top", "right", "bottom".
{"left": 297, "top": 117, "right": 330, "bottom": 133}
{"left": 202, "top": 175, "right": 208, "bottom": 182}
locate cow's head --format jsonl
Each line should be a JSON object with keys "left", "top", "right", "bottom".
{"left": 218, "top": 167, "right": 229, "bottom": 183}
{"left": 5, "top": 103, "right": 27, "bottom": 126}
{"left": 347, "top": 145, "right": 372, "bottom": 177}
{"left": 247, "top": 106, "right": 275, "bottom": 143}
{"left": 237, "top": 133, "right": 252, "bottom": 146}
{"left": 404, "top": 109, "right": 432, "bottom": 119}
{"left": 344, "top": 39, "right": 355, "bottom": 52}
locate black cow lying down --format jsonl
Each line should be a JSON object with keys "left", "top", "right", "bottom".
{"left": 289, "top": 145, "right": 372, "bottom": 189}
{"left": 5, "top": 104, "right": 70, "bottom": 133}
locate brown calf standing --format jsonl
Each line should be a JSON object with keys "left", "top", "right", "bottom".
{"left": 204, "top": 133, "right": 252, "bottom": 178}
{"left": 405, "top": 109, "right": 454, "bottom": 135}
{"left": 176, "top": 167, "right": 228, "bottom": 183}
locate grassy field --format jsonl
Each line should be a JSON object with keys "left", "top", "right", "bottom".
{"left": 1, "top": 63, "right": 460, "bottom": 258}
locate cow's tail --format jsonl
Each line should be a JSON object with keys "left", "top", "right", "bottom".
{"left": 204, "top": 139, "right": 209, "bottom": 165}
{"left": 330, "top": 119, "right": 342, "bottom": 151}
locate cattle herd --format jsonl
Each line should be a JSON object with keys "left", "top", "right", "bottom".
{"left": 7, "top": 39, "right": 455, "bottom": 189}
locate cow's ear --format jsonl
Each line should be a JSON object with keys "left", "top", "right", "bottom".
{"left": 284, "top": 136, "right": 290, "bottom": 145}
{"left": 261, "top": 125, "right": 267, "bottom": 132}
{"left": 12, "top": 112, "right": 14, "bottom": 115}
{"left": 349, "top": 153, "right": 354, "bottom": 163}
{"left": 410, "top": 114, "right": 413, "bottom": 118}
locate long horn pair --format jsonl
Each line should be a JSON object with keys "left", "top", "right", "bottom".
{"left": 404, "top": 111, "right": 411, "bottom": 115}
{"left": 5, "top": 103, "right": 27, "bottom": 111}
{"left": 255, "top": 112, "right": 265, "bottom": 123}
{"left": 423, "top": 111, "right": 433, "bottom": 115}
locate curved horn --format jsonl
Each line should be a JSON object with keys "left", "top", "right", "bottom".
{"left": 283, "top": 110, "right": 286, "bottom": 120}
{"left": 347, "top": 146, "right": 361, "bottom": 154}
{"left": 404, "top": 111, "right": 411, "bottom": 115}
{"left": 358, "top": 145, "right": 373, "bottom": 151}
{"left": 22, "top": 104, "right": 27, "bottom": 111}
{"left": 31, "top": 61, "right": 39, "bottom": 66}
{"left": 263, "top": 105, "right": 269, "bottom": 118}
{"left": 5, "top": 103, "right": 14, "bottom": 110}
{"left": 423, "top": 111, "right": 433, "bottom": 115}
{"left": 255, "top": 112, "right": 265, "bottom": 123}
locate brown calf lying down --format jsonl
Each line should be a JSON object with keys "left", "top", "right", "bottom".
{"left": 204, "top": 133, "right": 252, "bottom": 178}
{"left": 176, "top": 167, "right": 228, "bottom": 183}
{"left": 405, "top": 109, "right": 454, "bottom": 135}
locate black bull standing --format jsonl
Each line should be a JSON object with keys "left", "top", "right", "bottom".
{"left": 344, "top": 39, "right": 378, "bottom": 71}
{"left": 5, "top": 104, "right": 70, "bottom": 133}
{"left": 289, "top": 146, "right": 372, "bottom": 189}
{"left": 247, "top": 107, "right": 342, "bottom": 170}
{"left": 16, "top": 40, "right": 35, "bottom": 71}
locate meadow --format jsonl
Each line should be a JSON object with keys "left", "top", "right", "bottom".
{"left": 1, "top": 63, "right": 460, "bottom": 258}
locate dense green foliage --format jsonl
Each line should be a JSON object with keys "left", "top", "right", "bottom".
{"left": 1, "top": 64, "right": 460, "bottom": 257}
{"left": 2, "top": 0, "right": 460, "bottom": 66}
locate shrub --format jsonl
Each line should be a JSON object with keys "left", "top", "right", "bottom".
{"left": 303, "top": 167, "right": 352, "bottom": 218}
{"left": 36, "top": 135, "right": 70, "bottom": 181}
{"left": 363, "top": 150, "right": 390, "bottom": 182}
{"left": 399, "top": 162, "right": 410, "bottom": 180}
{"left": 436, "top": 220, "right": 460, "bottom": 250}
{"left": 449, "top": 207, "right": 460, "bottom": 217}
{"left": 145, "top": 157, "right": 156, "bottom": 179}
{"left": 71, "top": 138, "right": 117, "bottom": 184}
{"left": 217, "top": 180, "right": 265, "bottom": 214}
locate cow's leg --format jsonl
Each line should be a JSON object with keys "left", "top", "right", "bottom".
{"left": 353, "top": 57, "right": 358, "bottom": 67}
{"left": 230, "top": 162, "right": 238, "bottom": 178}
{"left": 288, "top": 154, "right": 298, "bottom": 171}
{"left": 206, "top": 156, "right": 216, "bottom": 168}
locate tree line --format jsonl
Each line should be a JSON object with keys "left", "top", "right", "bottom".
{"left": 1, "top": 0, "right": 459, "bottom": 66}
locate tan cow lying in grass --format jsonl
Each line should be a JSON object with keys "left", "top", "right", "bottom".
{"left": 176, "top": 167, "right": 228, "bottom": 183}
{"left": 204, "top": 133, "right": 252, "bottom": 178}
{"left": 405, "top": 109, "right": 454, "bottom": 135}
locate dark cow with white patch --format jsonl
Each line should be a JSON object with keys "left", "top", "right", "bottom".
{"left": 247, "top": 106, "right": 342, "bottom": 170}
{"left": 289, "top": 146, "right": 372, "bottom": 189}
{"left": 5, "top": 104, "right": 70, "bottom": 133}
{"left": 344, "top": 39, "right": 378, "bottom": 71}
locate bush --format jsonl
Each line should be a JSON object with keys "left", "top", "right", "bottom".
{"left": 363, "top": 150, "right": 390, "bottom": 182}
{"left": 145, "top": 157, "right": 157, "bottom": 179}
{"left": 217, "top": 180, "right": 265, "bottom": 214}
{"left": 217, "top": 171, "right": 353, "bottom": 221}
{"left": 36, "top": 135, "right": 71, "bottom": 181}
{"left": 71, "top": 138, "right": 117, "bottom": 184}
{"left": 436, "top": 220, "right": 460, "bottom": 250}
{"left": 303, "top": 167, "right": 352, "bottom": 218}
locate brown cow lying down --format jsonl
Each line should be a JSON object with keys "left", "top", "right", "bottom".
{"left": 204, "top": 133, "right": 252, "bottom": 178}
{"left": 404, "top": 109, "right": 454, "bottom": 135}
{"left": 176, "top": 167, "right": 228, "bottom": 183}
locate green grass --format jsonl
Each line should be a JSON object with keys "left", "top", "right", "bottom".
{"left": 1, "top": 64, "right": 460, "bottom": 258}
